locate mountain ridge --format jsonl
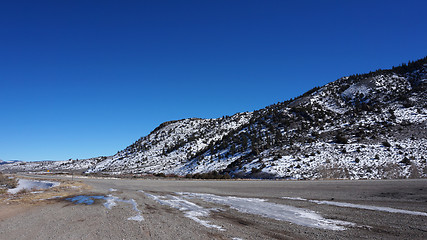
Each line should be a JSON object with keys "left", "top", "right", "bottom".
{"left": 2, "top": 56, "right": 426, "bottom": 179}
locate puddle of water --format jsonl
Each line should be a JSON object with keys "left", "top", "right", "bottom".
{"left": 66, "top": 195, "right": 107, "bottom": 205}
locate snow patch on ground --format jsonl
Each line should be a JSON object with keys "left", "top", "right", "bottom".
{"left": 179, "top": 192, "right": 354, "bottom": 230}
{"left": 8, "top": 179, "right": 60, "bottom": 194}
{"left": 145, "top": 192, "right": 225, "bottom": 231}
{"left": 43, "top": 196, "right": 62, "bottom": 200}
{"left": 282, "top": 196, "right": 308, "bottom": 201}
{"left": 125, "top": 198, "right": 144, "bottom": 221}
{"left": 310, "top": 200, "right": 427, "bottom": 217}
{"left": 103, "top": 195, "right": 118, "bottom": 209}
{"left": 104, "top": 195, "right": 144, "bottom": 221}
{"left": 282, "top": 197, "right": 427, "bottom": 217}
{"left": 341, "top": 84, "right": 370, "bottom": 99}
{"left": 66, "top": 194, "right": 144, "bottom": 221}
{"left": 394, "top": 107, "right": 426, "bottom": 124}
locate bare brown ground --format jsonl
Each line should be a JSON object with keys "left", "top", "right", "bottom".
{"left": 0, "top": 176, "right": 92, "bottom": 221}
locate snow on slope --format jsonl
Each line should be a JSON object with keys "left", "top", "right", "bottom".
{"left": 83, "top": 61, "right": 426, "bottom": 179}
{"left": 1, "top": 57, "right": 426, "bottom": 180}
{"left": 86, "top": 112, "right": 252, "bottom": 174}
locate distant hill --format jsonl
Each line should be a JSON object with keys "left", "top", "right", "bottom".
{"left": 2, "top": 57, "right": 426, "bottom": 179}
{"left": 0, "top": 160, "right": 21, "bottom": 165}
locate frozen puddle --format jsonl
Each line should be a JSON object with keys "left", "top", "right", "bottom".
{"left": 66, "top": 195, "right": 144, "bottom": 221}
{"left": 8, "top": 179, "right": 60, "bottom": 194}
{"left": 282, "top": 197, "right": 427, "bottom": 217}
{"left": 145, "top": 192, "right": 225, "bottom": 231}
{"left": 179, "top": 192, "right": 354, "bottom": 231}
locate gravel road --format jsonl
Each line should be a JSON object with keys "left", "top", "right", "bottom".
{"left": 1, "top": 176, "right": 426, "bottom": 240}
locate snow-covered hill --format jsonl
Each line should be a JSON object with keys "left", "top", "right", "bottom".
{"left": 2, "top": 57, "right": 427, "bottom": 179}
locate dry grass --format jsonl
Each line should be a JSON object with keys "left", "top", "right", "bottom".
{"left": 0, "top": 172, "right": 18, "bottom": 193}
{"left": 0, "top": 177, "right": 92, "bottom": 205}
{"left": 317, "top": 164, "right": 351, "bottom": 179}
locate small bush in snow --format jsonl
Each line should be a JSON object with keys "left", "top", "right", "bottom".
{"left": 335, "top": 134, "right": 348, "bottom": 144}
{"left": 382, "top": 141, "right": 391, "bottom": 148}
{"left": 400, "top": 157, "right": 411, "bottom": 165}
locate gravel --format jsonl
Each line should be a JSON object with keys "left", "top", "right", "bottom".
{"left": 1, "top": 176, "right": 426, "bottom": 239}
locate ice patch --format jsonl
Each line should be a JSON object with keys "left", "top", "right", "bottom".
{"left": 145, "top": 192, "right": 225, "bottom": 231}
{"left": 8, "top": 179, "right": 60, "bottom": 194}
{"left": 282, "top": 196, "right": 427, "bottom": 217}
{"left": 109, "top": 188, "right": 117, "bottom": 192}
{"left": 179, "top": 192, "right": 354, "bottom": 231}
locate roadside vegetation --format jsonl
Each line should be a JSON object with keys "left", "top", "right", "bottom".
{"left": 0, "top": 172, "right": 18, "bottom": 194}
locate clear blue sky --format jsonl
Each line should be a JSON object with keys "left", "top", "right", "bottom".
{"left": 1, "top": 0, "right": 426, "bottom": 161}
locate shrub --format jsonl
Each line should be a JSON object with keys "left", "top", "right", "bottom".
{"left": 185, "top": 171, "right": 232, "bottom": 179}
{"left": 382, "top": 141, "right": 391, "bottom": 148}
{"left": 17, "top": 188, "right": 28, "bottom": 194}
{"left": 335, "top": 134, "right": 348, "bottom": 144}
{"left": 400, "top": 157, "right": 411, "bottom": 165}
{"left": 0, "top": 172, "right": 18, "bottom": 189}
{"left": 154, "top": 173, "right": 166, "bottom": 178}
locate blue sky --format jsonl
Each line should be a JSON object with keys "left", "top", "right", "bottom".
{"left": 1, "top": 0, "right": 426, "bottom": 161}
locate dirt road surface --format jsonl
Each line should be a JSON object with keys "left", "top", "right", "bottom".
{"left": 1, "top": 175, "right": 426, "bottom": 240}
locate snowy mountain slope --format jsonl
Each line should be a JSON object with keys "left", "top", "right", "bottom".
{"left": 86, "top": 113, "right": 252, "bottom": 174}
{"left": 2, "top": 57, "right": 426, "bottom": 179}
{"left": 0, "top": 157, "right": 108, "bottom": 173}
